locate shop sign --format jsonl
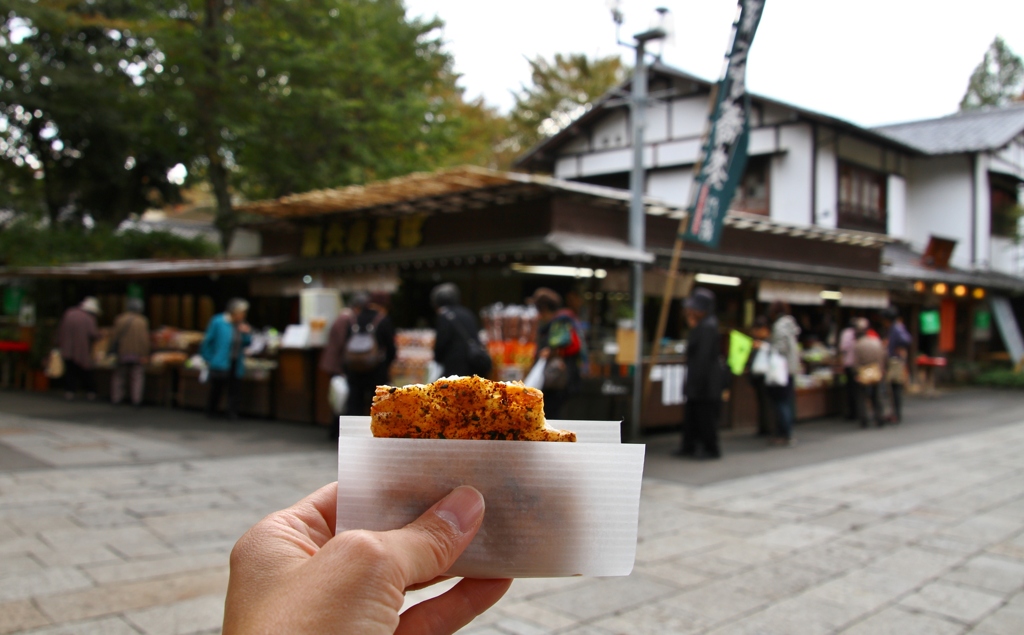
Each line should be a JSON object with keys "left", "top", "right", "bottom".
{"left": 757, "top": 280, "right": 824, "bottom": 306}
{"left": 920, "top": 309, "right": 941, "bottom": 335}
{"left": 728, "top": 330, "right": 754, "bottom": 376}
{"left": 2, "top": 286, "right": 24, "bottom": 316}
{"left": 974, "top": 310, "right": 992, "bottom": 341}
{"left": 299, "top": 214, "right": 427, "bottom": 258}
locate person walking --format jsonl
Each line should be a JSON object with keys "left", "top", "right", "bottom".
{"left": 767, "top": 301, "right": 801, "bottom": 446}
{"left": 747, "top": 316, "right": 774, "bottom": 437}
{"left": 343, "top": 292, "right": 396, "bottom": 416}
{"left": 882, "top": 307, "right": 912, "bottom": 423}
{"left": 531, "top": 288, "right": 583, "bottom": 420}
{"left": 678, "top": 287, "right": 723, "bottom": 459}
{"left": 839, "top": 318, "right": 859, "bottom": 421}
{"left": 56, "top": 296, "right": 101, "bottom": 401}
{"left": 201, "top": 298, "right": 252, "bottom": 419}
{"left": 110, "top": 298, "right": 150, "bottom": 407}
{"left": 431, "top": 283, "right": 490, "bottom": 378}
{"left": 852, "top": 317, "right": 886, "bottom": 428}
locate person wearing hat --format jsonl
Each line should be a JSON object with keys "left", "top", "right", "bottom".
{"left": 56, "top": 296, "right": 101, "bottom": 401}
{"left": 679, "top": 287, "right": 723, "bottom": 459}
{"left": 431, "top": 282, "right": 489, "bottom": 378}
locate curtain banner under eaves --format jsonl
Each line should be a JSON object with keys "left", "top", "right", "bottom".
{"left": 682, "top": 0, "right": 765, "bottom": 249}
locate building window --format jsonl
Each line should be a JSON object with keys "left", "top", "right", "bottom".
{"left": 990, "top": 174, "right": 1022, "bottom": 239}
{"left": 731, "top": 155, "right": 769, "bottom": 216}
{"left": 838, "top": 162, "right": 887, "bottom": 233}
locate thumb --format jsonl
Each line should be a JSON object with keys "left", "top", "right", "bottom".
{"left": 380, "top": 486, "right": 485, "bottom": 587}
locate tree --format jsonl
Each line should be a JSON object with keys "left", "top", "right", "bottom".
{"left": 143, "top": 0, "right": 485, "bottom": 247}
{"left": 0, "top": 2, "right": 184, "bottom": 226}
{"left": 3, "top": 1, "right": 501, "bottom": 248}
{"left": 960, "top": 36, "right": 1024, "bottom": 111}
{"left": 508, "top": 53, "right": 628, "bottom": 158}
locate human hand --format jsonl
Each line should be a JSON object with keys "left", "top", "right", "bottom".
{"left": 238, "top": 323, "right": 252, "bottom": 334}
{"left": 223, "top": 483, "right": 511, "bottom": 635}
{"left": 539, "top": 347, "right": 551, "bottom": 360}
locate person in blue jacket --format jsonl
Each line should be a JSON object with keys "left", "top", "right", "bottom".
{"left": 201, "top": 298, "right": 252, "bottom": 419}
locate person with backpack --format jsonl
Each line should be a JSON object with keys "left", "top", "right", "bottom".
{"left": 431, "top": 283, "right": 491, "bottom": 378}
{"left": 343, "top": 292, "right": 396, "bottom": 416}
{"left": 531, "top": 288, "right": 583, "bottom": 419}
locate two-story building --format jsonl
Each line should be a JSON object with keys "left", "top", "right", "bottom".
{"left": 516, "top": 62, "right": 1024, "bottom": 367}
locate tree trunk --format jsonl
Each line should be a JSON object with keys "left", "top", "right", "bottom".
{"left": 198, "top": 0, "right": 234, "bottom": 252}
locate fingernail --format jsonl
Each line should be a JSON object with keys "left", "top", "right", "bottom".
{"left": 434, "top": 486, "right": 484, "bottom": 533}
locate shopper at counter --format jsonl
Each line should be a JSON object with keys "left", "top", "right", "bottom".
{"left": 678, "top": 287, "right": 723, "bottom": 459}
{"left": 57, "top": 296, "right": 101, "bottom": 401}
{"left": 532, "top": 288, "right": 582, "bottom": 419}
{"left": 767, "top": 302, "right": 801, "bottom": 447}
{"left": 344, "top": 292, "right": 396, "bottom": 416}
{"left": 839, "top": 319, "right": 859, "bottom": 421}
{"left": 431, "top": 283, "right": 489, "bottom": 377}
{"left": 853, "top": 318, "right": 886, "bottom": 428}
{"left": 748, "top": 316, "right": 774, "bottom": 437}
{"left": 882, "top": 308, "right": 912, "bottom": 423}
{"left": 110, "top": 298, "right": 151, "bottom": 407}
{"left": 201, "top": 298, "right": 252, "bottom": 419}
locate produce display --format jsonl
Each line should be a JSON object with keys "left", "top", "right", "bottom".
{"left": 389, "top": 329, "right": 435, "bottom": 386}
{"left": 480, "top": 304, "right": 539, "bottom": 382}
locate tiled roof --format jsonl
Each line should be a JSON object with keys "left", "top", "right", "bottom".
{"left": 873, "top": 102, "right": 1024, "bottom": 155}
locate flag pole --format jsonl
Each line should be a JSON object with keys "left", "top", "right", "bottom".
{"left": 642, "top": 82, "right": 718, "bottom": 407}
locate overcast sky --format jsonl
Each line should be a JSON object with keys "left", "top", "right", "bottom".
{"left": 403, "top": 0, "right": 1024, "bottom": 128}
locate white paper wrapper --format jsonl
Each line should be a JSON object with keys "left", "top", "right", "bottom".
{"left": 336, "top": 417, "right": 645, "bottom": 578}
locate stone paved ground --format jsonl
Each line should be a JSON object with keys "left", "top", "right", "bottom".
{"left": 1, "top": 395, "right": 1024, "bottom": 634}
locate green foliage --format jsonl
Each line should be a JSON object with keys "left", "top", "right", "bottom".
{"left": 974, "top": 368, "right": 1024, "bottom": 388}
{"left": 0, "top": 217, "right": 218, "bottom": 266}
{"left": 960, "top": 36, "right": 1024, "bottom": 111}
{"left": 509, "top": 53, "right": 628, "bottom": 160}
{"left": 0, "top": 1, "right": 185, "bottom": 225}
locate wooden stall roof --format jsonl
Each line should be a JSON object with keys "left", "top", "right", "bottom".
{"left": 238, "top": 165, "right": 895, "bottom": 249}
{"left": 0, "top": 256, "right": 291, "bottom": 280}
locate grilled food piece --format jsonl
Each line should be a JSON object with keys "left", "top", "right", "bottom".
{"left": 370, "top": 376, "right": 576, "bottom": 442}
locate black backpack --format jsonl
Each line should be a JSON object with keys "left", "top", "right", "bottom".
{"left": 442, "top": 308, "right": 492, "bottom": 377}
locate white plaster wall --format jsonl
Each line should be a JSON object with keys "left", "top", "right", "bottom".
{"left": 669, "top": 96, "right": 710, "bottom": 139}
{"left": 887, "top": 175, "right": 907, "bottom": 239}
{"left": 975, "top": 154, "right": 991, "bottom": 269}
{"left": 990, "top": 235, "right": 1021, "bottom": 275}
{"left": 904, "top": 155, "right": 974, "bottom": 269}
{"left": 655, "top": 139, "right": 701, "bottom": 167}
{"left": 647, "top": 168, "right": 694, "bottom": 208}
{"left": 591, "top": 110, "right": 629, "bottom": 150}
{"left": 815, "top": 140, "right": 838, "bottom": 229}
{"left": 580, "top": 149, "right": 631, "bottom": 176}
{"left": 554, "top": 156, "right": 579, "bottom": 179}
{"left": 748, "top": 127, "right": 780, "bottom": 157}
{"left": 769, "top": 124, "right": 814, "bottom": 226}
{"left": 646, "top": 100, "right": 670, "bottom": 143}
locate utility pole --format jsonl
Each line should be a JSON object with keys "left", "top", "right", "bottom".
{"left": 624, "top": 18, "right": 668, "bottom": 442}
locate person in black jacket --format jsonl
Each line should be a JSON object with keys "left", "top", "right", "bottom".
{"left": 343, "top": 292, "right": 396, "bottom": 416}
{"left": 431, "top": 283, "right": 485, "bottom": 377}
{"left": 679, "top": 287, "right": 723, "bottom": 459}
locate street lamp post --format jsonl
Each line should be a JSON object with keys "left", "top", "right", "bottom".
{"left": 626, "top": 24, "right": 667, "bottom": 442}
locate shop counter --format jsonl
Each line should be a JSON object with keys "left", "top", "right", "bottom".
{"left": 177, "top": 367, "right": 274, "bottom": 418}
{"left": 92, "top": 364, "right": 177, "bottom": 406}
{"left": 275, "top": 348, "right": 319, "bottom": 424}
